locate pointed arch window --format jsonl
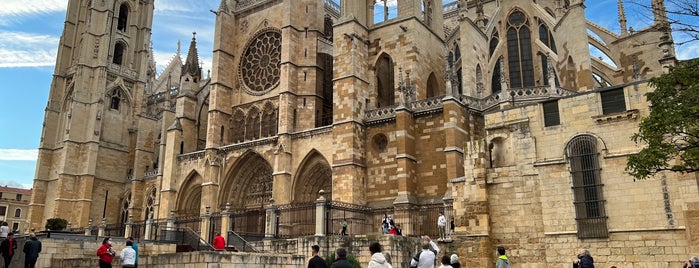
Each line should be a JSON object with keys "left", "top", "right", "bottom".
{"left": 567, "top": 135, "right": 608, "bottom": 238}
{"left": 506, "top": 10, "right": 534, "bottom": 88}
{"left": 538, "top": 23, "right": 557, "bottom": 53}
{"left": 489, "top": 30, "right": 499, "bottom": 58}
{"left": 376, "top": 53, "right": 395, "bottom": 107}
{"left": 117, "top": 3, "right": 129, "bottom": 32}
{"left": 491, "top": 59, "right": 502, "bottom": 94}
{"left": 113, "top": 42, "right": 125, "bottom": 65}
{"left": 245, "top": 107, "right": 261, "bottom": 140}
{"left": 120, "top": 192, "right": 131, "bottom": 224}
{"left": 426, "top": 72, "right": 439, "bottom": 98}
{"left": 109, "top": 89, "right": 124, "bottom": 110}
{"left": 145, "top": 187, "right": 156, "bottom": 220}
{"left": 261, "top": 105, "right": 278, "bottom": 138}
{"left": 232, "top": 110, "right": 245, "bottom": 143}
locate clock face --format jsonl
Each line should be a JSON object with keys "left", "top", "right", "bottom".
{"left": 239, "top": 29, "right": 282, "bottom": 95}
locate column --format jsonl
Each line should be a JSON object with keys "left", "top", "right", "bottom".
{"left": 265, "top": 199, "right": 278, "bottom": 239}
{"left": 84, "top": 219, "right": 93, "bottom": 236}
{"left": 200, "top": 205, "right": 211, "bottom": 242}
{"left": 315, "top": 190, "right": 328, "bottom": 236}
{"left": 98, "top": 218, "right": 106, "bottom": 237}
{"left": 220, "top": 203, "right": 232, "bottom": 237}
{"left": 124, "top": 215, "right": 133, "bottom": 238}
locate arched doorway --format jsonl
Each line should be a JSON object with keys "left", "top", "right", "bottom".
{"left": 220, "top": 152, "right": 273, "bottom": 237}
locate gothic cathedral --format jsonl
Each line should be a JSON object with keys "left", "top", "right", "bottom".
{"left": 30, "top": 0, "right": 699, "bottom": 266}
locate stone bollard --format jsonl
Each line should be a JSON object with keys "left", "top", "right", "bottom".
{"left": 85, "top": 219, "right": 93, "bottom": 236}
{"left": 98, "top": 218, "right": 106, "bottom": 237}
{"left": 264, "top": 199, "right": 278, "bottom": 239}
{"left": 221, "top": 203, "right": 231, "bottom": 241}
{"left": 124, "top": 215, "right": 133, "bottom": 238}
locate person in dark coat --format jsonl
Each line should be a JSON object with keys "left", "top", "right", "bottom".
{"left": 308, "top": 245, "right": 328, "bottom": 268}
{"left": 0, "top": 232, "right": 17, "bottom": 268}
{"left": 573, "top": 248, "right": 594, "bottom": 268}
{"left": 23, "top": 233, "right": 42, "bottom": 268}
{"left": 330, "top": 248, "right": 353, "bottom": 268}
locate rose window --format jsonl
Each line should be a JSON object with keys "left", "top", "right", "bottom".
{"left": 239, "top": 29, "right": 282, "bottom": 95}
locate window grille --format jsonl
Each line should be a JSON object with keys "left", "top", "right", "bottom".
{"left": 543, "top": 100, "right": 560, "bottom": 127}
{"left": 600, "top": 88, "right": 626, "bottom": 114}
{"left": 567, "top": 135, "right": 608, "bottom": 238}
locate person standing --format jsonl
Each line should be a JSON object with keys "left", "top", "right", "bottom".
{"left": 683, "top": 256, "right": 699, "bottom": 268}
{"left": 367, "top": 242, "right": 391, "bottom": 268}
{"left": 495, "top": 246, "right": 510, "bottom": 268}
{"left": 449, "top": 254, "right": 461, "bottom": 268}
{"left": 394, "top": 224, "right": 402, "bottom": 236}
{"left": 340, "top": 219, "right": 348, "bottom": 236}
{"left": 0, "top": 223, "right": 9, "bottom": 240}
{"left": 330, "top": 248, "right": 352, "bottom": 268}
{"left": 23, "top": 233, "right": 42, "bottom": 268}
{"left": 572, "top": 249, "right": 594, "bottom": 268}
{"left": 438, "top": 256, "right": 453, "bottom": 268}
{"left": 437, "top": 212, "right": 447, "bottom": 241}
{"left": 410, "top": 236, "right": 440, "bottom": 268}
{"left": 212, "top": 232, "right": 226, "bottom": 250}
{"left": 308, "top": 245, "right": 328, "bottom": 268}
{"left": 382, "top": 214, "right": 390, "bottom": 234}
{"left": 96, "top": 237, "right": 115, "bottom": 268}
{"left": 127, "top": 237, "right": 138, "bottom": 268}
{"left": 119, "top": 240, "right": 136, "bottom": 268}
{"left": 0, "top": 233, "right": 16, "bottom": 268}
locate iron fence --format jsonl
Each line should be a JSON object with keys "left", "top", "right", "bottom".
{"left": 277, "top": 202, "right": 316, "bottom": 238}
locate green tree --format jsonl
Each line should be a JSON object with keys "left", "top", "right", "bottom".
{"left": 627, "top": 60, "right": 699, "bottom": 179}
{"left": 45, "top": 218, "right": 69, "bottom": 231}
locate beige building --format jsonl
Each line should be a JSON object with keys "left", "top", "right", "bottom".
{"left": 29, "top": 0, "right": 698, "bottom": 266}
{"left": 0, "top": 186, "right": 31, "bottom": 233}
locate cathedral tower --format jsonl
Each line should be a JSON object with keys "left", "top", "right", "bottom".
{"left": 28, "top": 0, "right": 154, "bottom": 230}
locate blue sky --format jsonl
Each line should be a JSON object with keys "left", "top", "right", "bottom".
{"left": 0, "top": 0, "right": 697, "bottom": 189}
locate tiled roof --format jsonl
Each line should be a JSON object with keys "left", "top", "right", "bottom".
{"left": 0, "top": 186, "right": 32, "bottom": 195}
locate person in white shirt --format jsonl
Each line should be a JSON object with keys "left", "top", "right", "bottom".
{"left": 0, "top": 222, "right": 9, "bottom": 239}
{"left": 120, "top": 240, "right": 137, "bottom": 268}
{"left": 410, "top": 236, "right": 440, "bottom": 268}
{"left": 437, "top": 212, "right": 447, "bottom": 241}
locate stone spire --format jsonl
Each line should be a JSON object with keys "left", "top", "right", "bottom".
{"left": 618, "top": 0, "right": 628, "bottom": 35}
{"left": 182, "top": 32, "right": 201, "bottom": 80}
{"left": 652, "top": 0, "right": 668, "bottom": 26}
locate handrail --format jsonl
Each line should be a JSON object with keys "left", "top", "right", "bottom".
{"left": 181, "top": 226, "right": 215, "bottom": 251}
{"left": 227, "top": 230, "right": 260, "bottom": 252}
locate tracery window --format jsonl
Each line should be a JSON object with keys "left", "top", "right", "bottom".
{"left": 232, "top": 109, "right": 245, "bottom": 143}
{"left": 567, "top": 135, "right": 608, "bottom": 238}
{"left": 506, "top": 10, "right": 534, "bottom": 88}
{"left": 239, "top": 29, "right": 282, "bottom": 95}
{"left": 245, "top": 107, "right": 261, "bottom": 140}
{"left": 145, "top": 187, "right": 156, "bottom": 220}
{"left": 120, "top": 192, "right": 131, "bottom": 224}
{"left": 109, "top": 89, "right": 124, "bottom": 110}
{"left": 261, "top": 104, "right": 278, "bottom": 138}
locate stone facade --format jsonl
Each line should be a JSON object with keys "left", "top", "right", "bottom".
{"left": 0, "top": 186, "right": 31, "bottom": 233}
{"left": 30, "top": 0, "right": 698, "bottom": 267}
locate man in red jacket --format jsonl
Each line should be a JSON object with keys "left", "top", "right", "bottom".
{"left": 213, "top": 232, "right": 226, "bottom": 250}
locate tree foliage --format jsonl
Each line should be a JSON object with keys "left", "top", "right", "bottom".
{"left": 45, "top": 218, "right": 69, "bottom": 231}
{"left": 627, "top": 60, "right": 699, "bottom": 179}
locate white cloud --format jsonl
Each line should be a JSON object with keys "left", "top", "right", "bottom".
{"left": 0, "top": 30, "right": 59, "bottom": 68}
{"left": 0, "top": 149, "right": 38, "bottom": 161}
{"left": 676, "top": 42, "right": 699, "bottom": 60}
{"left": 0, "top": 0, "right": 67, "bottom": 25}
